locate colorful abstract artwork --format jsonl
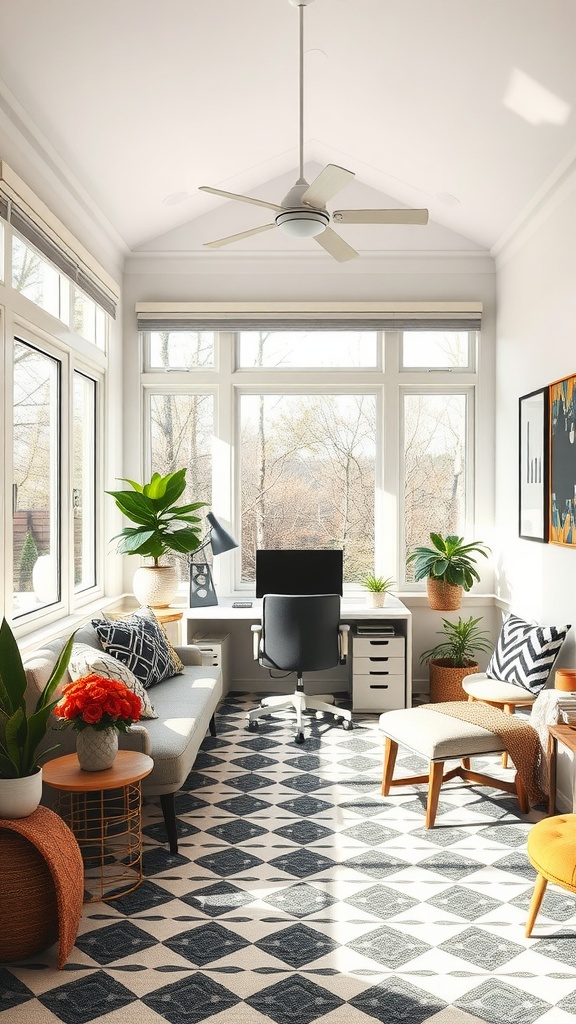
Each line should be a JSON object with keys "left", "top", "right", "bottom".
{"left": 550, "top": 373, "right": 576, "bottom": 545}
{"left": 519, "top": 387, "right": 548, "bottom": 541}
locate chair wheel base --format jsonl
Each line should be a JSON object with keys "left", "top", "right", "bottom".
{"left": 247, "top": 720, "right": 259, "bottom": 731}
{"left": 295, "top": 731, "right": 305, "bottom": 744}
{"left": 342, "top": 719, "right": 353, "bottom": 730}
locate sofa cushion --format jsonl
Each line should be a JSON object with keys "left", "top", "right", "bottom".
{"left": 91, "top": 614, "right": 183, "bottom": 688}
{"left": 68, "top": 643, "right": 158, "bottom": 719}
{"left": 486, "top": 613, "right": 571, "bottom": 694}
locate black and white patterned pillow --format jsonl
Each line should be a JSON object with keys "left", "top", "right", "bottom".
{"left": 91, "top": 614, "right": 183, "bottom": 688}
{"left": 68, "top": 643, "right": 158, "bottom": 718}
{"left": 486, "top": 614, "right": 571, "bottom": 693}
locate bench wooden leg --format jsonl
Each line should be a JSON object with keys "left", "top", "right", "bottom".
{"left": 515, "top": 772, "right": 529, "bottom": 814}
{"left": 160, "top": 793, "right": 179, "bottom": 854}
{"left": 426, "top": 761, "right": 444, "bottom": 828}
{"left": 382, "top": 738, "right": 398, "bottom": 795}
{"left": 525, "top": 873, "right": 548, "bottom": 937}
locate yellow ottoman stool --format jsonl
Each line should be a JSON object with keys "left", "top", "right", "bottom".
{"left": 525, "top": 813, "right": 576, "bottom": 936}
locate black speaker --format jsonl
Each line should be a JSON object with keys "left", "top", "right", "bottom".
{"left": 189, "top": 561, "right": 218, "bottom": 607}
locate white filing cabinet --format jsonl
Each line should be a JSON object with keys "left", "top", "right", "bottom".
{"left": 352, "top": 633, "right": 406, "bottom": 711}
{"left": 191, "top": 632, "right": 230, "bottom": 694}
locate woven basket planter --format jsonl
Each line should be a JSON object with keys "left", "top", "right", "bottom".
{"left": 429, "top": 659, "right": 479, "bottom": 703}
{"left": 426, "top": 578, "right": 463, "bottom": 611}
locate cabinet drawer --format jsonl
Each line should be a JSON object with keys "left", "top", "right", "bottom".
{"left": 353, "top": 636, "right": 404, "bottom": 658}
{"left": 354, "top": 656, "right": 404, "bottom": 677}
{"left": 353, "top": 673, "right": 405, "bottom": 711}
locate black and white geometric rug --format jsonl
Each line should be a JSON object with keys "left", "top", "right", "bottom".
{"left": 3, "top": 693, "right": 576, "bottom": 1024}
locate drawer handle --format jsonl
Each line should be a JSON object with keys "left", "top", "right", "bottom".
{"left": 368, "top": 641, "right": 392, "bottom": 646}
{"left": 369, "top": 684, "right": 389, "bottom": 690}
{"left": 369, "top": 670, "right": 390, "bottom": 676}
{"left": 369, "top": 657, "right": 390, "bottom": 663}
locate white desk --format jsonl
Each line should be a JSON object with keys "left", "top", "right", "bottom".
{"left": 183, "top": 596, "right": 412, "bottom": 710}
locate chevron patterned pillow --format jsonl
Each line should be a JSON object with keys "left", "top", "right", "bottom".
{"left": 486, "top": 614, "right": 571, "bottom": 693}
{"left": 91, "top": 614, "right": 183, "bottom": 689}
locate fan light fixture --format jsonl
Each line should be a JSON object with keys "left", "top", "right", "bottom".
{"left": 276, "top": 209, "right": 329, "bottom": 237}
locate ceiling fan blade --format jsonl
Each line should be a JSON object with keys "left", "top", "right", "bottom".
{"left": 301, "top": 164, "right": 355, "bottom": 209}
{"left": 314, "top": 227, "right": 359, "bottom": 263}
{"left": 199, "top": 186, "right": 284, "bottom": 213}
{"left": 333, "top": 208, "right": 429, "bottom": 225}
{"left": 204, "top": 223, "right": 277, "bottom": 249}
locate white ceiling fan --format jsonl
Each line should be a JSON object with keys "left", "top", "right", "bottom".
{"left": 199, "top": 0, "right": 429, "bottom": 262}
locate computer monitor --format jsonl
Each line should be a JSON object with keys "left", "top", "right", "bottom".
{"left": 255, "top": 549, "right": 343, "bottom": 598}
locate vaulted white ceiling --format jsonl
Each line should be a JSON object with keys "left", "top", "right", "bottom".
{"left": 1, "top": 0, "right": 575, "bottom": 261}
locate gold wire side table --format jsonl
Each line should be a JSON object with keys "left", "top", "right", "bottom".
{"left": 43, "top": 750, "right": 153, "bottom": 903}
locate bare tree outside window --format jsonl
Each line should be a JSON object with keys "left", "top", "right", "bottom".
{"left": 403, "top": 392, "right": 467, "bottom": 579}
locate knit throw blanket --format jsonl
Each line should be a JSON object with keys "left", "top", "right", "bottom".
{"left": 423, "top": 701, "right": 546, "bottom": 807}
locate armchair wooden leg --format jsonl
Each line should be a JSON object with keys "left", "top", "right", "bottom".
{"left": 515, "top": 773, "right": 529, "bottom": 814}
{"left": 525, "top": 874, "right": 548, "bottom": 937}
{"left": 426, "top": 760, "right": 444, "bottom": 828}
{"left": 382, "top": 738, "right": 398, "bottom": 795}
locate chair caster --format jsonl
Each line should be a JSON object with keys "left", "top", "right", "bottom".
{"left": 342, "top": 719, "right": 353, "bottom": 730}
{"left": 247, "top": 720, "right": 259, "bottom": 730}
{"left": 295, "top": 731, "right": 305, "bottom": 744}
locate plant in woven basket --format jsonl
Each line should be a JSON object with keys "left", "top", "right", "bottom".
{"left": 406, "top": 532, "right": 490, "bottom": 610}
{"left": 0, "top": 617, "right": 76, "bottom": 778}
{"left": 419, "top": 615, "right": 494, "bottom": 703}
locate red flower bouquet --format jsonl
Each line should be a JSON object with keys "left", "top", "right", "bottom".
{"left": 54, "top": 674, "right": 142, "bottom": 732}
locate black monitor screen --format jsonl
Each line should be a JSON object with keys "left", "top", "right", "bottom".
{"left": 255, "top": 549, "right": 343, "bottom": 598}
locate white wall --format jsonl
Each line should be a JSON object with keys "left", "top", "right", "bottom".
{"left": 494, "top": 172, "right": 576, "bottom": 669}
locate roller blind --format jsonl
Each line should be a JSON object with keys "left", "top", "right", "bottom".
{"left": 137, "top": 313, "right": 481, "bottom": 332}
{"left": 1, "top": 197, "right": 117, "bottom": 319}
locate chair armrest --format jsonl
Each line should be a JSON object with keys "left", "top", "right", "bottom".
{"left": 121, "top": 724, "right": 151, "bottom": 755}
{"left": 173, "top": 644, "right": 203, "bottom": 666}
{"left": 339, "top": 623, "right": 350, "bottom": 663}
{"left": 251, "top": 624, "right": 262, "bottom": 661}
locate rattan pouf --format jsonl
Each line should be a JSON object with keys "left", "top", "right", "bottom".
{"left": 0, "top": 805, "right": 84, "bottom": 967}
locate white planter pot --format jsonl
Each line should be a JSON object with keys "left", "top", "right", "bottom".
{"left": 133, "top": 565, "right": 179, "bottom": 608}
{"left": 0, "top": 767, "right": 43, "bottom": 819}
{"left": 368, "top": 592, "right": 386, "bottom": 608}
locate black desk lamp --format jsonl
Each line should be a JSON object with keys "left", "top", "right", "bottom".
{"left": 189, "top": 513, "right": 238, "bottom": 607}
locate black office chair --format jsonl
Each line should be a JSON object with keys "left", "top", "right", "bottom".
{"left": 246, "top": 594, "right": 351, "bottom": 743}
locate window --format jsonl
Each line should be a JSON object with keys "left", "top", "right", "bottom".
{"left": 139, "top": 317, "right": 480, "bottom": 595}
{"left": 73, "top": 289, "right": 107, "bottom": 348}
{"left": 12, "top": 235, "right": 69, "bottom": 323}
{"left": 240, "top": 392, "right": 376, "bottom": 583}
{"left": 148, "top": 391, "right": 214, "bottom": 580}
{"left": 401, "top": 330, "right": 474, "bottom": 370}
{"left": 13, "top": 341, "right": 61, "bottom": 617}
{"left": 238, "top": 330, "right": 378, "bottom": 369}
{"left": 73, "top": 372, "right": 97, "bottom": 592}
{"left": 402, "top": 390, "right": 470, "bottom": 580}
{"left": 146, "top": 331, "right": 215, "bottom": 370}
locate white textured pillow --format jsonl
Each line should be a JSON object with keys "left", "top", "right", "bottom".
{"left": 68, "top": 643, "right": 158, "bottom": 719}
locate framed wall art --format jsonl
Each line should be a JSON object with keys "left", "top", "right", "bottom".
{"left": 519, "top": 387, "right": 549, "bottom": 542}
{"left": 549, "top": 373, "right": 576, "bottom": 546}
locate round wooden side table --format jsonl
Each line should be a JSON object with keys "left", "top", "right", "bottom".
{"left": 43, "top": 749, "right": 153, "bottom": 903}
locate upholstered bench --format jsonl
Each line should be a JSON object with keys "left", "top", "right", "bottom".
{"left": 379, "top": 705, "right": 531, "bottom": 827}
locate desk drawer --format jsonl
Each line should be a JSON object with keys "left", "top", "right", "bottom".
{"left": 353, "top": 637, "right": 404, "bottom": 658}
{"left": 354, "top": 656, "right": 404, "bottom": 677}
{"left": 352, "top": 673, "right": 405, "bottom": 711}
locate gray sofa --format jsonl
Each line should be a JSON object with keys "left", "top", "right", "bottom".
{"left": 24, "top": 622, "right": 223, "bottom": 853}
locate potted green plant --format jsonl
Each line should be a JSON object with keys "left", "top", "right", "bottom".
{"left": 107, "top": 467, "right": 207, "bottom": 607}
{"left": 359, "top": 573, "right": 396, "bottom": 608}
{"left": 0, "top": 618, "right": 76, "bottom": 817}
{"left": 406, "top": 532, "right": 490, "bottom": 610}
{"left": 419, "top": 615, "right": 493, "bottom": 702}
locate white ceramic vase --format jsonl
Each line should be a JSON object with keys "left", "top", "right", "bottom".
{"left": 132, "top": 565, "right": 179, "bottom": 608}
{"left": 76, "top": 727, "right": 119, "bottom": 771}
{"left": 368, "top": 592, "right": 386, "bottom": 608}
{"left": 0, "top": 767, "right": 43, "bottom": 818}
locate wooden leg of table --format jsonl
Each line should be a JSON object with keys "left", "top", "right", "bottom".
{"left": 382, "top": 738, "right": 398, "bottom": 796}
{"left": 525, "top": 874, "right": 548, "bottom": 937}
{"left": 426, "top": 761, "right": 444, "bottom": 828}
{"left": 548, "top": 732, "right": 557, "bottom": 816}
